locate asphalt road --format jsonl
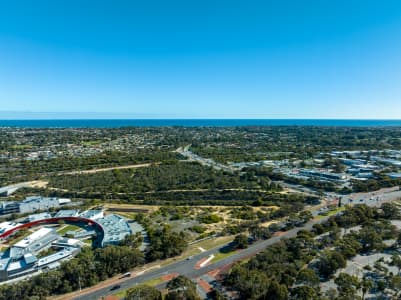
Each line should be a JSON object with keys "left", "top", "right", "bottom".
{"left": 73, "top": 218, "right": 326, "bottom": 300}
{"left": 73, "top": 186, "right": 400, "bottom": 300}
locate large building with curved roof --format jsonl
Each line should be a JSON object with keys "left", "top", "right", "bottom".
{"left": 0, "top": 209, "right": 137, "bottom": 282}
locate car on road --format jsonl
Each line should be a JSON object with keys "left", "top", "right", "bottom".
{"left": 110, "top": 285, "right": 121, "bottom": 291}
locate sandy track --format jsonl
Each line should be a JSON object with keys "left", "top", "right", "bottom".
{"left": 59, "top": 162, "right": 158, "bottom": 175}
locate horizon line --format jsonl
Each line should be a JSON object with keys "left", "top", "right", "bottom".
{"left": 1, "top": 118, "right": 401, "bottom": 121}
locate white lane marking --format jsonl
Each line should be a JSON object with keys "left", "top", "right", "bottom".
{"left": 200, "top": 255, "right": 215, "bottom": 268}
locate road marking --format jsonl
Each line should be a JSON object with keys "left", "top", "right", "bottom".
{"left": 135, "top": 264, "right": 161, "bottom": 276}
{"left": 197, "top": 278, "right": 213, "bottom": 293}
{"left": 200, "top": 255, "right": 215, "bottom": 268}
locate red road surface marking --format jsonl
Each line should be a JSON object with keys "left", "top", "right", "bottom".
{"left": 195, "top": 257, "right": 208, "bottom": 270}
{"left": 198, "top": 278, "right": 213, "bottom": 293}
{"left": 161, "top": 272, "right": 179, "bottom": 281}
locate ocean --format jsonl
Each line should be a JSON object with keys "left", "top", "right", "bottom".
{"left": 0, "top": 119, "right": 401, "bottom": 128}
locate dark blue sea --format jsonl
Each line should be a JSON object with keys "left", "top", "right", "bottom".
{"left": 0, "top": 119, "right": 401, "bottom": 128}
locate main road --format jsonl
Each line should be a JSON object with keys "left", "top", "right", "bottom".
{"left": 70, "top": 186, "right": 400, "bottom": 300}
{"left": 72, "top": 217, "right": 326, "bottom": 300}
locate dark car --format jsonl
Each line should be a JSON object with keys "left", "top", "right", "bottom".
{"left": 110, "top": 285, "right": 121, "bottom": 291}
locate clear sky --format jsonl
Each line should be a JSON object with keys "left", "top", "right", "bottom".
{"left": 1, "top": 0, "right": 401, "bottom": 119}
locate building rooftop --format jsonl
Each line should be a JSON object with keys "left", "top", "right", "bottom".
{"left": 7, "top": 260, "right": 25, "bottom": 272}
{"left": 14, "top": 227, "right": 54, "bottom": 249}
{"left": 28, "top": 212, "right": 52, "bottom": 222}
{"left": 0, "top": 221, "right": 22, "bottom": 234}
{"left": 23, "top": 253, "right": 37, "bottom": 265}
{"left": 0, "top": 258, "right": 10, "bottom": 271}
{"left": 53, "top": 237, "right": 82, "bottom": 247}
{"left": 80, "top": 210, "right": 103, "bottom": 220}
{"left": 97, "top": 214, "right": 132, "bottom": 245}
{"left": 23, "top": 196, "right": 58, "bottom": 204}
{"left": 387, "top": 172, "right": 401, "bottom": 179}
{"left": 9, "top": 246, "right": 25, "bottom": 259}
{"left": 54, "top": 209, "right": 80, "bottom": 218}
{"left": 37, "top": 248, "right": 75, "bottom": 267}
{"left": 58, "top": 198, "right": 71, "bottom": 205}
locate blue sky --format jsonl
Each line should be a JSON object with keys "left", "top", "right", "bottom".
{"left": 1, "top": 1, "right": 401, "bottom": 119}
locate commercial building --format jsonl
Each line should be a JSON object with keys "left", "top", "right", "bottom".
{"left": 299, "top": 169, "right": 347, "bottom": 182}
{"left": 371, "top": 156, "right": 401, "bottom": 167}
{"left": 19, "top": 196, "right": 71, "bottom": 214}
{"left": 0, "top": 222, "right": 22, "bottom": 234}
{"left": 0, "top": 186, "right": 19, "bottom": 197}
{"left": 27, "top": 212, "right": 52, "bottom": 222}
{"left": 12, "top": 227, "right": 58, "bottom": 256}
{"left": 0, "top": 202, "right": 20, "bottom": 215}
{"left": 0, "top": 227, "right": 63, "bottom": 281}
{"left": 37, "top": 247, "right": 78, "bottom": 268}
{"left": 0, "top": 196, "right": 72, "bottom": 216}
{"left": 80, "top": 209, "right": 104, "bottom": 220}
{"left": 0, "top": 226, "right": 82, "bottom": 281}
{"left": 0, "top": 206, "right": 141, "bottom": 282}
{"left": 387, "top": 172, "right": 401, "bottom": 179}
{"left": 97, "top": 214, "right": 132, "bottom": 246}
{"left": 54, "top": 209, "right": 80, "bottom": 218}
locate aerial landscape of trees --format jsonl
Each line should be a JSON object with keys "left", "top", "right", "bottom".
{"left": 223, "top": 204, "right": 401, "bottom": 299}
{"left": 1, "top": 126, "right": 401, "bottom": 299}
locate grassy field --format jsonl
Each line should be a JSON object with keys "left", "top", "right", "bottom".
{"left": 211, "top": 249, "right": 237, "bottom": 263}
{"left": 191, "top": 235, "right": 233, "bottom": 250}
{"left": 157, "top": 235, "right": 233, "bottom": 267}
{"left": 7, "top": 229, "right": 32, "bottom": 244}
{"left": 316, "top": 206, "right": 346, "bottom": 219}
{"left": 113, "top": 277, "right": 165, "bottom": 298}
{"left": 11, "top": 144, "right": 32, "bottom": 149}
{"left": 57, "top": 224, "right": 81, "bottom": 235}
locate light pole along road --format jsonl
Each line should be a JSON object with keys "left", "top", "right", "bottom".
{"left": 72, "top": 188, "right": 400, "bottom": 300}
{"left": 73, "top": 217, "right": 326, "bottom": 300}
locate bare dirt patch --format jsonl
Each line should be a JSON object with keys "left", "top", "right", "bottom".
{"left": 59, "top": 163, "right": 157, "bottom": 175}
